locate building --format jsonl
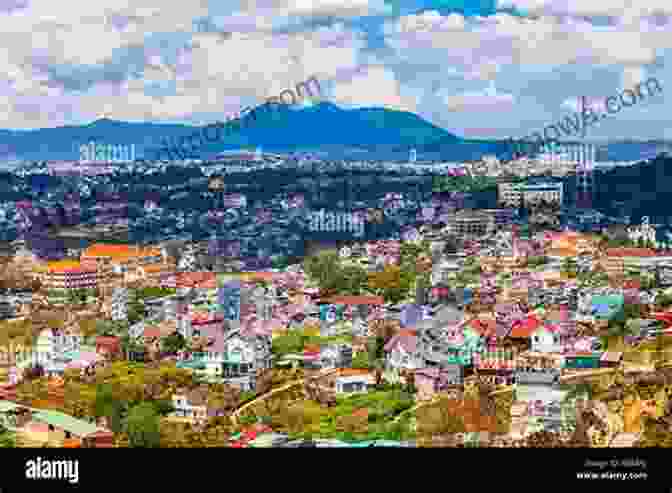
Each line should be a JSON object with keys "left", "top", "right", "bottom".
{"left": 43, "top": 260, "right": 98, "bottom": 291}
{"left": 81, "top": 243, "right": 163, "bottom": 276}
{"left": 446, "top": 210, "right": 495, "bottom": 240}
{"left": 0, "top": 297, "right": 15, "bottom": 319}
{"left": 498, "top": 181, "right": 563, "bottom": 206}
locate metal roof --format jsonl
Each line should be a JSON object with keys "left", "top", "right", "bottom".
{"left": 29, "top": 409, "right": 100, "bottom": 437}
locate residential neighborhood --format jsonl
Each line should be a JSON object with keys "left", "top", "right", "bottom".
{"left": 3, "top": 206, "right": 672, "bottom": 449}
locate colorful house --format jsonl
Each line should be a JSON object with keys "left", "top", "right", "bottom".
{"left": 591, "top": 294, "right": 625, "bottom": 323}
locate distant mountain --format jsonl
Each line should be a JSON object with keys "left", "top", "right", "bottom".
{"left": 0, "top": 102, "right": 460, "bottom": 162}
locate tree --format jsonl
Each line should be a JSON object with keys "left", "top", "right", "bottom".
{"left": 94, "top": 383, "right": 127, "bottom": 434}
{"left": 303, "top": 250, "right": 341, "bottom": 289}
{"left": 0, "top": 423, "right": 16, "bottom": 448}
{"left": 125, "top": 402, "right": 161, "bottom": 448}
{"left": 367, "top": 265, "right": 413, "bottom": 304}
{"left": 161, "top": 332, "right": 186, "bottom": 355}
{"left": 351, "top": 351, "right": 370, "bottom": 369}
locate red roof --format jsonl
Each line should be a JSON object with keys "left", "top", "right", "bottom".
{"left": 143, "top": 327, "right": 162, "bottom": 338}
{"left": 470, "top": 319, "right": 496, "bottom": 337}
{"left": 623, "top": 279, "right": 641, "bottom": 289}
{"left": 606, "top": 248, "right": 657, "bottom": 257}
{"left": 509, "top": 315, "right": 542, "bottom": 338}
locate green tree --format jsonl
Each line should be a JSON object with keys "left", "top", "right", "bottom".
{"left": 94, "top": 383, "right": 127, "bottom": 434}
{"left": 153, "top": 399, "right": 176, "bottom": 416}
{"left": 351, "top": 351, "right": 370, "bottom": 369}
{"left": 161, "top": 332, "right": 186, "bottom": 355}
{"left": 271, "top": 332, "right": 306, "bottom": 358}
{"left": 125, "top": 402, "right": 161, "bottom": 448}
{"left": 0, "top": 423, "right": 15, "bottom": 448}
{"left": 339, "top": 264, "right": 369, "bottom": 295}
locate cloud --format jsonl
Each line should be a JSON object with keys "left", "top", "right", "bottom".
{"left": 441, "top": 82, "right": 515, "bottom": 111}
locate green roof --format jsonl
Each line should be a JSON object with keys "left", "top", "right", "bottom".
{"left": 31, "top": 409, "right": 99, "bottom": 437}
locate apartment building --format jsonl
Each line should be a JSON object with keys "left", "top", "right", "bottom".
{"left": 446, "top": 210, "right": 495, "bottom": 240}
{"left": 43, "top": 260, "right": 98, "bottom": 290}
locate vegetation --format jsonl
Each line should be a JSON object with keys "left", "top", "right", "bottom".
{"left": 126, "top": 402, "right": 162, "bottom": 448}
{"left": 0, "top": 423, "right": 16, "bottom": 448}
{"left": 271, "top": 330, "right": 354, "bottom": 359}
{"left": 367, "top": 265, "right": 415, "bottom": 304}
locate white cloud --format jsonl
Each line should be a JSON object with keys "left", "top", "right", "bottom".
{"left": 331, "top": 65, "right": 415, "bottom": 112}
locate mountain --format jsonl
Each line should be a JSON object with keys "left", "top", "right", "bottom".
{"left": 0, "top": 102, "right": 459, "bottom": 162}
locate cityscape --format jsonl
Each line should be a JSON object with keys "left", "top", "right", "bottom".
{"left": 0, "top": 0, "right": 671, "bottom": 488}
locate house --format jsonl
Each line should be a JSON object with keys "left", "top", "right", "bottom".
{"left": 384, "top": 330, "right": 422, "bottom": 371}
{"left": 0, "top": 401, "right": 111, "bottom": 447}
{"left": 591, "top": 294, "right": 625, "bottom": 324}
{"left": 415, "top": 366, "right": 462, "bottom": 401}
{"left": 530, "top": 324, "right": 564, "bottom": 353}
{"left": 563, "top": 352, "right": 602, "bottom": 369}
{"left": 327, "top": 369, "right": 375, "bottom": 394}
{"left": 179, "top": 329, "right": 272, "bottom": 390}
{"left": 95, "top": 336, "right": 121, "bottom": 360}
{"left": 319, "top": 344, "right": 353, "bottom": 369}
{"left": 508, "top": 314, "right": 544, "bottom": 349}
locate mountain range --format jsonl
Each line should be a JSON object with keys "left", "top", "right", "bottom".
{"left": 0, "top": 101, "right": 667, "bottom": 162}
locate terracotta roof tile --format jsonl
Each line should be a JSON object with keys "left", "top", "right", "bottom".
{"left": 606, "top": 248, "right": 657, "bottom": 257}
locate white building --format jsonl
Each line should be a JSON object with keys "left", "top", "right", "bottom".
{"left": 446, "top": 210, "right": 495, "bottom": 240}
{"left": 498, "top": 182, "right": 563, "bottom": 206}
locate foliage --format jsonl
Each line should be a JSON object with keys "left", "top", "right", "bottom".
{"left": 303, "top": 250, "right": 369, "bottom": 296}
{"left": 0, "top": 423, "right": 16, "bottom": 448}
{"left": 94, "top": 383, "right": 127, "bottom": 434}
{"left": 135, "top": 287, "right": 177, "bottom": 299}
{"left": 367, "top": 265, "right": 414, "bottom": 304}
{"left": 526, "top": 256, "right": 548, "bottom": 267}
{"left": 351, "top": 351, "right": 370, "bottom": 369}
{"left": 271, "top": 331, "right": 305, "bottom": 358}
{"left": 125, "top": 402, "right": 162, "bottom": 448}
{"left": 161, "top": 332, "right": 186, "bottom": 354}
{"left": 432, "top": 174, "right": 498, "bottom": 193}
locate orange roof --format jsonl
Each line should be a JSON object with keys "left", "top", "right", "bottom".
{"left": 82, "top": 244, "right": 162, "bottom": 261}
{"left": 548, "top": 247, "right": 577, "bottom": 257}
{"left": 47, "top": 260, "right": 97, "bottom": 273}
{"left": 606, "top": 248, "right": 657, "bottom": 257}
{"left": 142, "top": 263, "right": 175, "bottom": 273}
{"left": 335, "top": 369, "right": 373, "bottom": 377}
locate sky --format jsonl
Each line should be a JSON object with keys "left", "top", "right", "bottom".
{"left": 0, "top": 0, "right": 669, "bottom": 141}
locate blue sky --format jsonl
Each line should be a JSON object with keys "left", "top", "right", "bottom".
{"left": 0, "top": 0, "right": 669, "bottom": 140}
